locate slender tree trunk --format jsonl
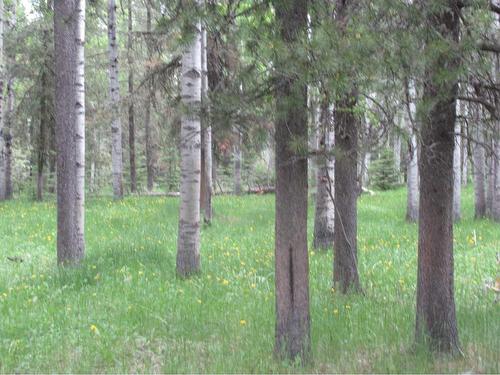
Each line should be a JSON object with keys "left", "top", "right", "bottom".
{"left": 0, "top": 0, "right": 5, "bottom": 201}
{"left": 393, "top": 123, "right": 401, "bottom": 183}
{"left": 273, "top": 0, "right": 310, "bottom": 362}
{"left": 127, "top": 0, "right": 136, "bottom": 193}
{"left": 334, "top": 95, "right": 361, "bottom": 293}
{"left": 473, "top": 113, "right": 486, "bottom": 218}
{"left": 145, "top": 2, "right": 154, "bottom": 191}
{"left": 37, "top": 70, "right": 48, "bottom": 201}
{"left": 200, "top": 19, "right": 213, "bottom": 223}
{"left": 416, "top": 0, "right": 460, "bottom": 353}
{"left": 108, "top": 0, "right": 123, "bottom": 199}
{"left": 176, "top": 2, "right": 202, "bottom": 277}
{"left": 234, "top": 130, "right": 242, "bottom": 195}
{"left": 453, "top": 120, "right": 461, "bottom": 221}
{"left": 406, "top": 80, "right": 419, "bottom": 222}
{"left": 313, "top": 99, "right": 334, "bottom": 251}
{"left": 54, "top": 0, "right": 86, "bottom": 264}
{"left": 486, "top": 144, "right": 494, "bottom": 217}
{"left": 4, "top": 0, "right": 15, "bottom": 199}
{"left": 461, "top": 123, "right": 468, "bottom": 186}
{"left": 492, "top": 55, "right": 500, "bottom": 221}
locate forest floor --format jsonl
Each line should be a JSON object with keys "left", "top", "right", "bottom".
{"left": 0, "top": 187, "right": 498, "bottom": 373}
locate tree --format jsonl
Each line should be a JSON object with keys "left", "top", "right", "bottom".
{"left": 415, "top": 0, "right": 460, "bottom": 353}
{"left": 108, "top": 0, "right": 123, "bottom": 199}
{"left": 405, "top": 79, "right": 419, "bottom": 222}
{"left": 273, "top": 0, "right": 310, "bottom": 361}
{"left": 0, "top": 0, "right": 5, "bottom": 201}
{"left": 127, "top": 0, "right": 136, "bottom": 193}
{"left": 472, "top": 113, "right": 486, "bottom": 218}
{"left": 233, "top": 129, "right": 242, "bottom": 195}
{"left": 176, "top": 0, "right": 202, "bottom": 277}
{"left": 313, "top": 99, "right": 334, "bottom": 251}
{"left": 145, "top": 1, "right": 154, "bottom": 192}
{"left": 453, "top": 120, "right": 461, "bottom": 221}
{"left": 54, "top": 0, "right": 86, "bottom": 264}
{"left": 333, "top": 1, "right": 361, "bottom": 294}
{"left": 4, "top": 0, "right": 15, "bottom": 200}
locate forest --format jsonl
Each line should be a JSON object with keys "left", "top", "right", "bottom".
{"left": 0, "top": 0, "right": 499, "bottom": 373}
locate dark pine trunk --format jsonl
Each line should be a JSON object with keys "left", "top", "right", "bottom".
{"left": 415, "top": 0, "right": 460, "bottom": 354}
{"left": 273, "top": 0, "right": 310, "bottom": 362}
{"left": 333, "top": 95, "right": 361, "bottom": 293}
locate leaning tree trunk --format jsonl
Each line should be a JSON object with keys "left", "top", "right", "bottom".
{"left": 416, "top": 0, "right": 460, "bottom": 353}
{"left": 405, "top": 80, "right": 419, "bottom": 222}
{"left": 127, "top": 0, "right": 136, "bottom": 193}
{"left": 273, "top": 0, "right": 310, "bottom": 362}
{"left": 108, "top": 0, "right": 123, "bottom": 199}
{"left": 313, "top": 99, "right": 335, "bottom": 251}
{"left": 200, "top": 18, "right": 213, "bottom": 223}
{"left": 472, "top": 111, "right": 486, "bottom": 218}
{"left": 176, "top": 3, "right": 202, "bottom": 277}
{"left": 453, "top": 120, "right": 461, "bottom": 221}
{"left": 54, "top": 0, "right": 86, "bottom": 264}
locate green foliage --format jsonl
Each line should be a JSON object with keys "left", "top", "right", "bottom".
{"left": 0, "top": 189, "right": 498, "bottom": 372}
{"left": 369, "top": 149, "right": 401, "bottom": 190}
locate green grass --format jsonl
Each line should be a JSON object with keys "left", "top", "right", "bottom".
{"left": 0, "top": 187, "right": 498, "bottom": 373}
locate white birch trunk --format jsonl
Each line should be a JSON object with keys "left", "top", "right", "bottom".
{"left": 108, "top": 0, "right": 123, "bottom": 199}
{"left": 406, "top": 80, "right": 419, "bottom": 222}
{"left": 452, "top": 120, "right": 461, "bottom": 221}
{"left": 313, "top": 102, "right": 334, "bottom": 250}
{"left": 176, "top": 6, "right": 202, "bottom": 276}
{"left": 201, "top": 19, "right": 213, "bottom": 222}
{"left": 473, "top": 112, "right": 486, "bottom": 218}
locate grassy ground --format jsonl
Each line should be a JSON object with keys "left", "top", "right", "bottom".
{"left": 0, "top": 187, "right": 498, "bottom": 373}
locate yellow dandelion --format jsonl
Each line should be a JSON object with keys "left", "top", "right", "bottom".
{"left": 239, "top": 320, "right": 247, "bottom": 326}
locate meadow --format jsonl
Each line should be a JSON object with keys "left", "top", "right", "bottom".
{"left": 0, "top": 187, "right": 498, "bottom": 373}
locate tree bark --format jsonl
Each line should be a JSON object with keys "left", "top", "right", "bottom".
{"left": 0, "top": 0, "right": 5, "bottom": 201}
{"left": 406, "top": 80, "right": 419, "bottom": 222}
{"left": 145, "top": 2, "right": 154, "bottom": 192}
{"left": 453, "top": 120, "right": 461, "bottom": 221}
{"left": 313, "top": 99, "right": 334, "bottom": 251}
{"left": 416, "top": 0, "right": 460, "bottom": 353}
{"left": 393, "top": 122, "right": 402, "bottom": 183}
{"left": 54, "top": 0, "right": 86, "bottom": 264}
{"left": 127, "top": 0, "right": 136, "bottom": 193}
{"left": 176, "top": 0, "right": 202, "bottom": 277}
{"left": 108, "top": 0, "right": 123, "bottom": 199}
{"left": 472, "top": 113, "right": 486, "bottom": 218}
{"left": 4, "top": 0, "right": 15, "bottom": 200}
{"left": 234, "top": 130, "right": 242, "bottom": 195}
{"left": 273, "top": 0, "right": 310, "bottom": 362}
{"left": 492, "top": 55, "right": 500, "bottom": 221}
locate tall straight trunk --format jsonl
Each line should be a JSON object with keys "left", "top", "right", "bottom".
{"left": 127, "top": 0, "right": 136, "bottom": 193}
{"left": 453, "top": 120, "right": 461, "bottom": 221}
{"left": 200, "top": 19, "right": 213, "bottom": 223}
{"left": 37, "top": 68, "right": 48, "bottom": 201}
{"left": 233, "top": 130, "right": 242, "bottom": 195}
{"left": 4, "top": 0, "right": 14, "bottom": 199}
{"left": 461, "top": 125, "right": 468, "bottom": 186}
{"left": 273, "top": 0, "right": 310, "bottom": 362}
{"left": 416, "top": 0, "right": 460, "bottom": 353}
{"left": 145, "top": 2, "right": 154, "bottom": 191}
{"left": 334, "top": 95, "right": 361, "bottom": 293}
{"left": 406, "top": 80, "right": 419, "bottom": 222}
{"left": 393, "top": 122, "right": 401, "bottom": 183}
{"left": 473, "top": 115, "right": 486, "bottom": 218}
{"left": 486, "top": 144, "right": 494, "bottom": 216}
{"left": 176, "top": 2, "right": 202, "bottom": 277}
{"left": 54, "top": 0, "right": 86, "bottom": 264}
{"left": 492, "top": 56, "right": 500, "bottom": 221}
{"left": 108, "top": 0, "right": 123, "bottom": 199}
{"left": 0, "top": 0, "right": 5, "bottom": 201}
{"left": 313, "top": 99, "right": 334, "bottom": 251}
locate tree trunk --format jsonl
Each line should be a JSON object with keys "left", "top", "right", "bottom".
{"left": 492, "top": 55, "right": 500, "bottom": 221}
{"left": 405, "top": 80, "right": 419, "bottom": 222}
{"left": 37, "top": 69, "right": 48, "bottom": 202}
{"left": 334, "top": 95, "right": 361, "bottom": 293}
{"left": 108, "top": 0, "right": 123, "bottom": 199}
{"left": 4, "top": 0, "right": 15, "bottom": 200}
{"left": 486, "top": 144, "right": 494, "bottom": 217}
{"left": 473, "top": 113, "right": 486, "bottom": 218}
{"left": 453, "top": 120, "right": 461, "bottom": 221}
{"left": 0, "top": 0, "right": 5, "bottom": 201}
{"left": 127, "top": 0, "right": 136, "bottom": 193}
{"left": 416, "top": 0, "right": 460, "bottom": 353}
{"left": 393, "top": 124, "right": 401, "bottom": 183}
{"left": 234, "top": 130, "right": 242, "bottom": 195}
{"left": 145, "top": 2, "right": 154, "bottom": 192}
{"left": 273, "top": 0, "right": 310, "bottom": 362}
{"left": 461, "top": 123, "right": 468, "bottom": 186}
{"left": 313, "top": 99, "right": 334, "bottom": 251}
{"left": 54, "top": 0, "right": 86, "bottom": 264}
{"left": 176, "top": 2, "right": 202, "bottom": 277}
